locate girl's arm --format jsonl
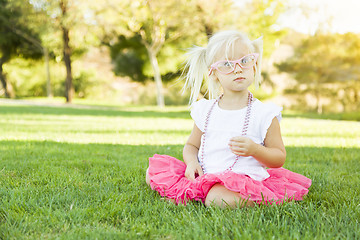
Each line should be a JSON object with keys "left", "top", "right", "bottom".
{"left": 229, "top": 117, "right": 286, "bottom": 168}
{"left": 183, "top": 123, "right": 204, "bottom": 180}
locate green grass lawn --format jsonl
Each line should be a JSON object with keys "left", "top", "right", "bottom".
{"left": 0, "top": 102, "right": 359, "bottom": 239}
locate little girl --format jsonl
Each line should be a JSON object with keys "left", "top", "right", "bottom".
{"left": 146, "top": 30, "right": 311, "bottom": 208}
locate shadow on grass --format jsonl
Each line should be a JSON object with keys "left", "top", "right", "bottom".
{"left": 0, "top": 105, "right": 191, "bottom": 119}
{"left": 1, "top": 104, "right": 359, "bottom": 121}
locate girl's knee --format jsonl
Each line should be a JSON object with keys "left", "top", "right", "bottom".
{"left": 205, "top": 183, "right": 254, "bottom": 208}
{"left": 205, "top": 183, "right": 228, "bottom": 207}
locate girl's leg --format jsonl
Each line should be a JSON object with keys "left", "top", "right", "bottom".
{"left": 145, "top": 168, "right": 150, "bottom": 186}
{"left": 205, "top": 183, "right": 255, "bottom": 208}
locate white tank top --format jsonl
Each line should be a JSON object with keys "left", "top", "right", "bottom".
{"left": 191, "top": 98, "right": 282, "bottom": 181}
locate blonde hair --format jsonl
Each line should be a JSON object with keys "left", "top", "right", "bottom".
{"left": 183, "top": 30, "right": 263, "bottom": 105}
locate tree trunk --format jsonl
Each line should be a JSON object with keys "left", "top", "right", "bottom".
{"left": 0, "top": 61, "right": 8, "bottom": 98}
{"left": 62, "top": 26, "right": 73, "bottom": 103}
{"left": 0, "top": 57, "right": 15, "bottom": 98}
{"left": 354, "top": 82, "right": 359, "bottom": 109}
{"left": 44, "top": 47, "right": 52, "bottom": 98}
{"left": 60, "top": 0, "right": 74, "bottom": 103}
{"left": 147, "top": 48, "right": 165, "bottom": 107}
{"left": 315, "top": 89, "right": 322, "bottom": 114}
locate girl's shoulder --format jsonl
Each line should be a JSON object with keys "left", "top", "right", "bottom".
{"left": 191, "top": 98, "right": 216, "bottom": 115}
{"left": 190, "top": 98, "right": 217, "bottom": 131}
{"left": 191, "top": 98, "right": 216, "bottom": 108}
{"left": 252, "top": 98, "right": 283, "bottom": 122}
{"left": 252, "top": 99, "right": 283, "bottom": 143}
{"left": 253, "top": 98, "right": 282, "bottom": 111}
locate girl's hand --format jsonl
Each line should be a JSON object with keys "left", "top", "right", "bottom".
{"left": 184, "top": 161, "right": 204, "bottom": 181}
{"left": 229, "top": 136, "right": 257, "bottom": 157}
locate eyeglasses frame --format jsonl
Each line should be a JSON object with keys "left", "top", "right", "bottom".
{"left": 208, "top": 53, "right": 259, "bottom": 76}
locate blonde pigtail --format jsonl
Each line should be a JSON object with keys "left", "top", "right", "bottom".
{"left": 182, "top": 46, "right": 208, "bottom": 105}
{"left": 252, "top": 36, "right": 263, "bottom": 88}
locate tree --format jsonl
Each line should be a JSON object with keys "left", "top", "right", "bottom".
{"left": 59, "top": 0, "right": 74, "bottom": 103}
{"left": 31, "top": 0, "right": 90, "bottom": 103}
{"left": 109, "top": 34, "right": 148, "bottom": 83}
{"left": 0, "top": 0, "right": 43, "bottom": 98}
{"left": 276, "top": 33, "right": 360, "bottom": 113}
{"left": 126, "top": 0, "right": 200, "bottom": 107}
{"left": 91, "top": 0, "right": 205, "bottom": 107}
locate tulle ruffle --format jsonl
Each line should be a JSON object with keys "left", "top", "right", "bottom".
{"left": 147, "top": 154, "right": 311, "bottom": 205}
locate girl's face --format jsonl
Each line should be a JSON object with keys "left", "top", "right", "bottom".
{"left": 212, "top": 40, "right": 255, "bottom": 94}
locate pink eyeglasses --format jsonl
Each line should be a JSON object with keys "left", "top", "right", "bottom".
{"left": 208, "top": 53, "right": 259, "bottom": 75}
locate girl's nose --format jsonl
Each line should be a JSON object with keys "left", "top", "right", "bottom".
{"left": 233, "top": 63, "right": 243, "bottom": 74}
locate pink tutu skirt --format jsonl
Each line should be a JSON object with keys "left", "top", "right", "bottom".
{"left": 147, "top": 154, "right": 311, "bottom": 205}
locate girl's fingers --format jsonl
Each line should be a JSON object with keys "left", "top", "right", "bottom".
{"left": 232, "top": 151, "right": 246, "bottom": 156}
{"left": 229, "top": 141, "right": 246, "bottom": 147}
{"left": 230, "top": 145, "right": 245, "bottom": 151}
{"left": 185, "top": 170, "right": 195, "bottom": 180}
{"left": 230, "top": 147, "right": 247, "bottom": 155}
{"left": 188, "top": 173, "right": 195, "bottom": 181}
{"left": 230, "top": 136, "right": 246, "bottom": 141}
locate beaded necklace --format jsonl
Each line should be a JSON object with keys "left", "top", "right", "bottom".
{"left": 199, "top": 92, "right": 254, "bottom": 173}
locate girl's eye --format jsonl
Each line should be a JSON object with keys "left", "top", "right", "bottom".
{"left": 241, "top": 56, "right": 252, "bottom": 64}
{"left": 223, "top": 61, "right": 233, "bottom": 67}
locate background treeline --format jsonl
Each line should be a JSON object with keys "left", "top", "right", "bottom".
{"left": 0, "top": 0, "right": 359, "bottom": 113}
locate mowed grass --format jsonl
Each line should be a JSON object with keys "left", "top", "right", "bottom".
{"left": 0, "top": 103, "right": 359, "bottom": 239}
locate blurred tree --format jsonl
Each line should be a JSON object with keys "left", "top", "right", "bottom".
{"left": 242, "top": 0, "right": 288, "bottom": 58}
{"left": 59, "top": 0, "right": 74, "bottom": 103}
{"left": 0, "top": 0, "right": 43, "bottom": 98}
{"left": 30, "top": 0, "right": 91, "bottom": 103}
{"left": 110, "top": 34, "right": 148, "bottom": 83}
{"left": 192, "top": 0, "right": 239, "bottom": 38}
{"left": 92, "top": 0, "right": 205, "bottom": 107}
{"left": 92, "top": 0, "right": 261, "bottom": 106}
{"left": 276, "top": 33, "right": 360, "bottom": 113}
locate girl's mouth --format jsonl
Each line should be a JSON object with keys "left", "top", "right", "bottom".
{"left": 234, "top": 77, "right": 245, "bottom": 82}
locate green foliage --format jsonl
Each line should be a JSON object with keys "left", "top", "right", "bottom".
{"left": 103, "top": 0, "right": 201, "bottom": 86}
{"left": 137, "top": 80, "right": 190, "bottom": 106}
{"left": 4, "top": 58, "right": 48, "bottom": 96}
{"left": 72, "top": 70, "right": 99, "bottom": 98}
{"left": 4, "top": 57, "right": 100, "bottom": 98}
{"left": 276, "top": 33, "right": 360, "bottom": 112}
{"left": 1, "top": 0, "right": 290, "bottom": 104}
{"left": 277, "top": 33, "right": 360, "bottom": 84}
{"left": 106, "top": 0, "right": 288, "bottom": 83}
{"left": 0, "top": 0, "right": 43, "bottom": 60}
{"left": 242, "top": 0, "right": 288, "bottom": 57}
{"left": 110, "top": 33, "right": 187, "bottom": 84}
{"left": 110, "top": 35, "right": 147, "bottom": 82}
{"left": 0, "top": 103, "right": 359, "bottom": 238}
